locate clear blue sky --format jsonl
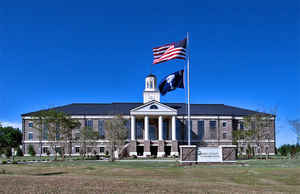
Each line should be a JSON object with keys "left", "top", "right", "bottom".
{"left": 0, "top": 0, "right": 299, "bottom": 147}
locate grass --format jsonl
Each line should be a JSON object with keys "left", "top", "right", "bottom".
{"left": 0, "top": 159, "right": 300, "bottom": 193}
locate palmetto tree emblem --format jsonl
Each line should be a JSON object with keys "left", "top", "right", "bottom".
{"left": 166, "top": 74, "right": 175, "bottom": 89}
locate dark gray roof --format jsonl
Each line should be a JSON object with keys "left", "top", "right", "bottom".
{"left": 22, "top": 102, "right": 267, "bottom": 117}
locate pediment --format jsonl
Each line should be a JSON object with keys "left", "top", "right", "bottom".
{"left": 130, "top": 100, "right": 177, "bottom": 115}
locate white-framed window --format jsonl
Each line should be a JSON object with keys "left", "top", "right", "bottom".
{"left": 28, "top": 122, "right": 33, "bottom": 128}
{"left": 100, "top": 147, "right": 105, "bottom": 153}
{"left": 75, "top": 147, "right": 80, "bottom": 153}
{"left": 28, "top": 132, "right": 33, "bottom": 140}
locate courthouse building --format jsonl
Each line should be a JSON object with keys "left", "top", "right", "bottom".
{"left": 22, "top": 74, "right": 276, "bottom": 157}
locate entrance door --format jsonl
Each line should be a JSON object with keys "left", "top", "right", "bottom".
{"left": 150, "top": 146, "right": 158, "bottom": 156}
{"left": 164, "top": 146, "right": 171, "bottom": 156}
{"left": 137, "top": 146, "right": 144, "bottom": 156}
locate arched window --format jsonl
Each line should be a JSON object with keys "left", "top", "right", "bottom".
{"left": 150, "top": 105, "right": 158, "bottom": 109}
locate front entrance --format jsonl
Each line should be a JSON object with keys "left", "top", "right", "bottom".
{"left": 137, "top": 146, "right": 144, "bottom": 156}
{"left": 165, "top": 146, "right": 171, "bottom": 156}
{"left": 150, "top": 146, "right": 158, "bottom": 156}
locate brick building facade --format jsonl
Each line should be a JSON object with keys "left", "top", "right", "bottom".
{"left": 21, "top": 74, "right": 276, "bottom": 157}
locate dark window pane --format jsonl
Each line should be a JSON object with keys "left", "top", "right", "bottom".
{"left": 222, "top": 122, "right": 227, "bottom": 127}
{"left": 98, "top": 120, "right": 105, "bottom": 139}
{"left": 209, "top": 121, "right": 217, "bottom": 139}
{"left": 198, "top": 120, "right": 204, "bottom": 140}
{"left": 100, "top": 147, "right": 105, "bottom": 153}
{"left": 28, "top": 133, "right": 33, "bottom": 140}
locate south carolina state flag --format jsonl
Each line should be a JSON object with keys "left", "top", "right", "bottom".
{"left": 159, "top": 70, "right": 184, "bottom": 96}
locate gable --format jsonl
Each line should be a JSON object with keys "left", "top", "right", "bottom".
{"left": 130, "top": 101, "right": 177, "bottom": 115}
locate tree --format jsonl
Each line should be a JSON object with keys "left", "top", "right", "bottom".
{"left": 243, "top": 113, "right": 274, "bottom": 159}
{"left": 28, "top": 144, "right": 36, "bottom": 156}
{"left": 60, "top": 116, "right": 80, "bottom": 159}
{"left": 288, "top": 119, "right": 300, "bottom": 145}
{"left": 79, "top": 126, "right": 98, "bottom": 158}
{"left": 32, "top": 110, "right": 79, "bottom": 160}
{"left": 104, "top": 115, "right": 128, "bottom": 162}
{"left": 0, "top": 125, "right": 22, "bottom": 156}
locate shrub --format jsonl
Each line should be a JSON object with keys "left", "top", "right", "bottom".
{"left": 28, "top": 144, "right": 36, "bottom": 156}
{"left": 2, "top": 160, "right": 7, "bottom": 164}
{"left": 12, "top": 160, "right": 18, "bottom": 164}
{"left": 16, "top": 147, "right": 23, "bottom": 157}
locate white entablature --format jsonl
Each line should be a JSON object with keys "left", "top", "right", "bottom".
{"left": 130, "top": 100, "right": 177, "bottom": 116}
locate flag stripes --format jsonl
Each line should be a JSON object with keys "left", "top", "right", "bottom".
{"left": 152, "top": 38, "right": 187, "bottom": 64}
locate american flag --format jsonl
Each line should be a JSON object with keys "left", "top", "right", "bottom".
{"left": 153, "top": 38, "right": 187, "bottom": 64}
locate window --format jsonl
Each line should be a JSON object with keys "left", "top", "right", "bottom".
{"left": 163, "top": 120, "right": 169, "bottom": 140}
{"left": 85, "top": 120, "right": 93, "bottom": 128}
{"left": 56, "top": 132, "right": 60, "bottom": 140}
{"left": 98, "top": 120, "right": 105, "bottom": 139}
{"left": 209, "top": 121, "right": 216, "bottom": 129}
{"left": 42, "top": 147, "right": 49, "bottom": 154}
{"left": 55, "top": 147, "right": 61, "bottom": 154}
{"left": 100, "top": 147, "right": 105, "bottom": 153}
{"left": 223, "top": 133, "right": 227, "bottom": 139}
{"left": 75, "top": 147, "right": 80, "bottom": 153}
{"left": 150, "top": 81, "right": 153, "bottom": 88}
{"left": 240, "top": 121, "right": 244, "bottom": 130}
{"left": 126, "top": 120, "right": 130, "bottom": 139}
{"left": 198, "top": 120, "right": 204, "bottom": 140}
{"left": 28, "top": 132, "right": 33, "bottom": 140}
{"left": 28, "top": 122, "right": 33, "bottom": 128}
{"left": 43, "top": 123, "right": 48, "bottom": 140}
{"left": 136, "top": 120, "right": 144, "bottom": 139}
{"left": 209, "top": 121, "right": 217, "bottom": 139}
{"left": 222, "top": 122, "right": 227, "bottom": 127}
{"left": 150, "top": 105, "right": 158, "bottom": 109}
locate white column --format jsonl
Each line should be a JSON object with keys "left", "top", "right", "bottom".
{"left": 144, "top": 116, "right": 149, "bottom": 140}
{"left": 131, "top": 116, "right": 136, "bottom": 140}
{"left": 172, "top": 116, "right": 176, "bottom": 140}
{"left": 158, "top": 116, "right": 163, "bottom": 140}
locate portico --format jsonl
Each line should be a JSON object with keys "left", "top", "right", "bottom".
{"left": 129, "top": 101, "right": 179, "bottom": 157}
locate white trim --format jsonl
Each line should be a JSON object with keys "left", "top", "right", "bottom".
{"left": 130, "top": 100, "right": 177, "bottom": 112}
{"left": 23, "top": 115, "right": 131, "bottom": 119}
{"left": 24, "top": 140, "right": 111, "bottom": 143}
{"left": 129, "top": 152, "right": 137, "bottom": 156}
{"left": 170, "top": 151, "right": 179, "bottom": 156}
{"left": 180, "top": 145, "right": 197, "bottom": 148}
{"left": 143, "top": 152, "right": 151, "bottom": 157}
{"left": 220, "top": 145, "right": 237, "bottom": 148}
{"left": 237, "top": 140, "right": 275, "bottom": 143}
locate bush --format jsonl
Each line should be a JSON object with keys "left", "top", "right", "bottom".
{"left": 16, "top": 147, "right": 23, "bottom": 157}
{"left": 28, "top": 144, "right": 36, "bottom": 156}
{"left": 2, "top": 160, "right": 7, "bottom": 164}
{"left": 12, "top": 160, "right": 18, "bottom": 164}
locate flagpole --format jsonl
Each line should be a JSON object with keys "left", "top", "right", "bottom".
{"left": 187, "top": 32, "right": 191, "bottom": 146}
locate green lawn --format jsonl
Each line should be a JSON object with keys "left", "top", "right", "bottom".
{"left": 0, "top": 159, "right": 300, "bottom": 193}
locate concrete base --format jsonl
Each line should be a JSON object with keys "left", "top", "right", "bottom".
{"left": 143, "top": 152, "right": 151, "bottom": 157}
{"left": 157, "top": 152, "right": 165, "bottom": 157}
{"left": 170, "top": 151, "right": 179, "bottom": 157}
{"left": 129, "top": 152, "right": 137, "bottom": 156}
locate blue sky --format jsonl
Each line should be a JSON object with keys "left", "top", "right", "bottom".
{"left": 0, "top": 0, "right": 299, "bottom": 147}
